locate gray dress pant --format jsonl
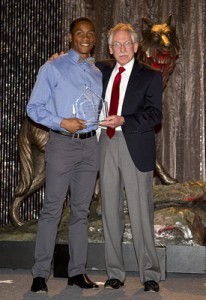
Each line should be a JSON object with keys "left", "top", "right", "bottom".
{"left": 99, "top": 130, "right": 160, "bottom": 284}
{"left": 32, "top": 131, "right": 99, "bottom": 279}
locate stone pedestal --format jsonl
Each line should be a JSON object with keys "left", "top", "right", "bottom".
{"left": 1, "top": 241, "right": 206, "bottom": 278}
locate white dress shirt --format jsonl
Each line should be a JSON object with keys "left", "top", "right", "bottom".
{"left": 104, "top": 58, "right": 134, "bottom": 130}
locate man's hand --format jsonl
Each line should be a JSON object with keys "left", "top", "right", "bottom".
{"left": 99, "top": 115, "right": 125, "bottom": 128}
{"left": 60, "top": 118, "right": 86, "bottom": 133}
{"left": 48, "top": 51, "right": 65, "bottom": 61}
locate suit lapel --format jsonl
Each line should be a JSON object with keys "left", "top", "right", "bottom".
{"left": 102, "top": 67, "right": 114, "bottom": 99}
{"left": 122, "top": 60, "right": 142, "bottom": 113}
{"left": 102, "top": 60, "right": 143, "bottom": 111}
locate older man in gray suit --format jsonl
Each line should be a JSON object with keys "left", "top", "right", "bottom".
{"left": 97, "top": 23, "right": 163, "bottom": 292}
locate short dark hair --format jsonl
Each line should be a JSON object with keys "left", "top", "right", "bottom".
{"left": 69, "top": 17, "right": 95, "bottom": 34}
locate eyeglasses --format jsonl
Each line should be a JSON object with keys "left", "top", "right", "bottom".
{"left": 110, "top": 41, "right": 134, "bottom": 49}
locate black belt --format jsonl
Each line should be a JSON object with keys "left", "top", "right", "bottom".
{"left": 51, "top": 130, "right": 96, "bottom": 139}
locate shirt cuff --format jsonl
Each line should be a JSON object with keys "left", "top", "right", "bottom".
{"left": 51, "top": 116, "right": 64, "bottom": 131}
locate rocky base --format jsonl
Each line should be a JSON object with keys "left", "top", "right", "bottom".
{"left": 2, "top": 182, "right": 206, "bottom": 246}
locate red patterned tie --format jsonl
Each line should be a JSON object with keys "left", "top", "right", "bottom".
{"left": 107, "top": 66, "right": 125, "bottom": 138}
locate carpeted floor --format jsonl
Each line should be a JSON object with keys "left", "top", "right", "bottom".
{"left": 0, "top": 269, "right": 206, "bottom": 300}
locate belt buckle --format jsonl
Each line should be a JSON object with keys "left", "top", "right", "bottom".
{"left": 73, "top": 131, "right": 94, "bottom": 139}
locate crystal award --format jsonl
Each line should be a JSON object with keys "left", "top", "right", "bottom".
{"left": 72, "top": 86, "right": 108, "bottom": 125}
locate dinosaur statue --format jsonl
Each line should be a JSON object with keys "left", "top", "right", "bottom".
{"left": 10, "top": 15, "right": 180, "bottom": 226}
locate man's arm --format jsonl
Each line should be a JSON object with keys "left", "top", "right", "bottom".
{"left": 27, "top": 63, "right": 62, "bottom": 130}
{"left": 27, "top": 62, "right": 86, "bottom": 133}
{"left": 122, "top": 70, "right": 163, "bottom": 133}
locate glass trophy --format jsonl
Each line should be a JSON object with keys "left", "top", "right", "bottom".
{"left": 72, "top": 86, "right": 108, "bottom": 125}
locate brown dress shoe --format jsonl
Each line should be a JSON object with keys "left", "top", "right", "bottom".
{"left": 68, "top": 274, "right": 99, "bottom": 289}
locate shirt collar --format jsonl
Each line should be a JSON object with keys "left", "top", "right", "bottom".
{"left": 68, "top": 49, "right": 94, "bottom": 65}
{"left": 68, "top": 49, "right": 80, "bottom": 63}
{"left": 115, "top": 57, "right": 135, "bottom": 74}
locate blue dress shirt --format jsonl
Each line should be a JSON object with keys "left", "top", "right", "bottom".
{"left": 27, "top": 49, "right": 102, "bottom": 132}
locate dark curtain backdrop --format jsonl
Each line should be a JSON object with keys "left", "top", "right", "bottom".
{"left": 1, "top": 0, "right": 206, "bottom": 225}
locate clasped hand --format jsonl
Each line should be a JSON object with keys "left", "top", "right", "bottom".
{"left": 99, "top": 115, "right": 124, "bottom": 128}
{"left": 61, "top": 118, "right": 86, "bottom": 133}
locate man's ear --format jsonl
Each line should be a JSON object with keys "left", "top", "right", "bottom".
{"left": 109, "top": 46, "right": 113, "bottom": 55}
{"left": 69, "top": 33, "right": 72, "bottom": 43}
{"left": 134, "top": 42, "right": 138, "bottom": 53}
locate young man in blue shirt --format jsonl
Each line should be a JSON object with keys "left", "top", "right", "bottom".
{"left": 27, "top": 17, "right": 102, "bottom": 293}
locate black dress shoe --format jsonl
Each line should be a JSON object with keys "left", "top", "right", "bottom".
{"left": 144, "top": 280, "right": 159, "bottom": 292}
{"left": 31, "top": 277, "right": 48, "bottom": 293}
{"left": 104, "top": 278, "right": 124, "bottom": 289}
{"left": 68, "top": 274, "right": 99, "bottom": 289}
